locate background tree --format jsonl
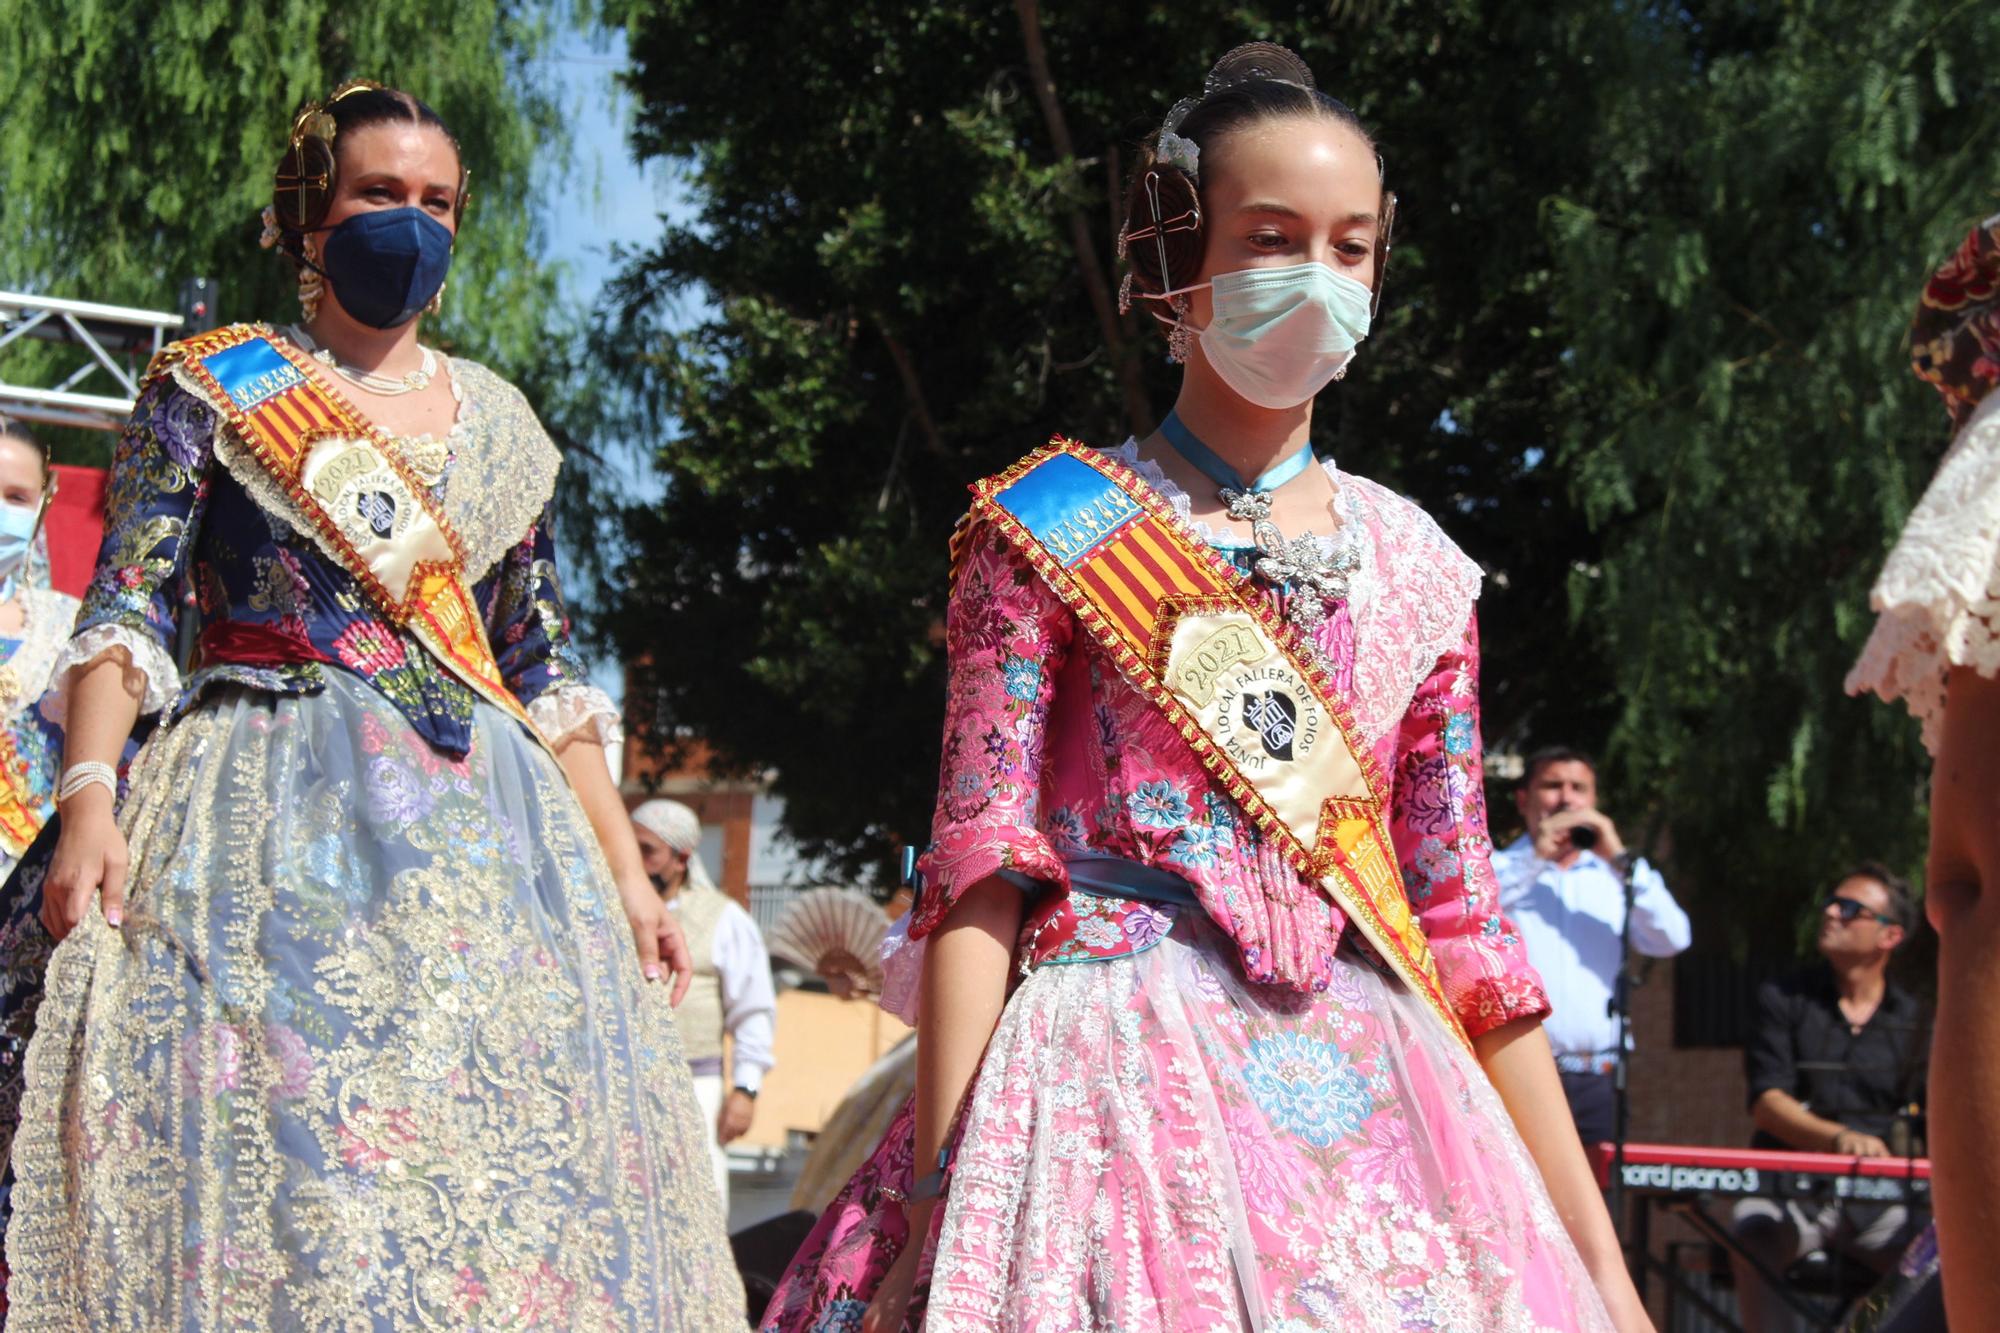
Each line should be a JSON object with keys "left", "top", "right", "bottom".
{"left": 1546, "top": 0, "right": 2000, "bottom": 952}
{"left": 0, "top": 0, "right": 582, "bottom": 458}
{"left": 602, "top": 0, "right": 1999, "bottom": 949}
{"left": 599, "top": 1, "right": 1621, "bottom": 880}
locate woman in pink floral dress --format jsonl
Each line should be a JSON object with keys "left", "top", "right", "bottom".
{"left": 765, "top": 44, "right": 1648, "bottom": 1333}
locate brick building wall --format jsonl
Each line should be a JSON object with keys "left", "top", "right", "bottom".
{"left": 1628, "top": 960, "right": 1749, "bottom": 1147}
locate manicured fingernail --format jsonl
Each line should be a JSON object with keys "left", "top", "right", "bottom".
{"left": 644, "top": 965, "right": 661, "bottom": 981}
{"left": 105, "top": 910, "right": 121, "bottom": 927}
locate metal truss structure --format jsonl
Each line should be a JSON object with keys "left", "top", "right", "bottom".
{"left": 0, "top": 290, "right": 184, "bottom": 432}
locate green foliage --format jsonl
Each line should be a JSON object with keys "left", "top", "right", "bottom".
{"left": 0, "top": 0, "right": 577, "bottom": 461}
{"left": 604, "top": 0, "right": 1999, "bottom": 933}
{"left": 1547, "top": 0, "right": 2000, "bottom": 951}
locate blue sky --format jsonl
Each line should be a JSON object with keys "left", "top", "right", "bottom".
{"left": 539, "top": 31, "right": 680, "bottom": 314}
{"left": 535, "top": 32, "right": 683, "bottom": 699}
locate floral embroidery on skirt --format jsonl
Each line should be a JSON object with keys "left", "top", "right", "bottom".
{"left": 765, "top": 913, "right": 1610, "bottom": 1333}
{"left": 3, "top": 674, "right": 743, "bottom": 1329}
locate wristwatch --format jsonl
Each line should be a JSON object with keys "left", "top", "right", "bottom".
{"left": 732, "top": 1085, "right": 758, "bottom": 1100}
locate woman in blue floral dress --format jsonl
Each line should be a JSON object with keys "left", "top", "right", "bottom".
{"left": 2, "top": 83, "right": 741, "bottom": 1328}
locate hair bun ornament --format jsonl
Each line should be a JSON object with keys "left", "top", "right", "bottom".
{"left": 1155, "top": 130, "right": 1200, "bottom": 178}
{"left": 1204, "top": 41, "right": 1317, "bottom": 95}
{"left": 273, "top": 78, "right": 388, "bottom": 237}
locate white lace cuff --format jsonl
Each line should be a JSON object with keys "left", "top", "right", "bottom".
{"left": 1848, "top": 393, "right": 2000, "bottom": 753}
{"left": 527, "top": 683, "right": 623, "bottom": 747}
{"left": 42, "top": 624, "right": 182, "bottom": 728}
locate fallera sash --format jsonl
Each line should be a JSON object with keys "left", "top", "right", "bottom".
{"left": 965, "top": 439, "right": 1468, "bottom": 1049}
{"left": 0, "top": 728, "right": 43, "bottom": 860}
{"left": 158, "top": 325, "right": 538, "bottom": 739}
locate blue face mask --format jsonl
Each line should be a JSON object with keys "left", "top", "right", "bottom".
{"left": 317, "top": 207, "right": 455, "bottom": 330}
{"left": 0, "top": 500, "right": 39, "bottom": 586}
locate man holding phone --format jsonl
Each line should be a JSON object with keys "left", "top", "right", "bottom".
{"left": 1492, "top": 746, "right": 1692, "bottom": 1146}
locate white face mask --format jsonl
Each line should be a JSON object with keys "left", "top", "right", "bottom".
{"left": 1169, "top": 262, "right": 1374, "bottom": 409}
{"left": 0, "top": 499, "right": 37, "bottom": 586}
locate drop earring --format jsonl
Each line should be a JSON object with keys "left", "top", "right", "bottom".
{"left": 297, "top": 241, "right": 324, "bottom": 322}
{"left": 1166, "top": 296, "right": 1195, "bottom": 364}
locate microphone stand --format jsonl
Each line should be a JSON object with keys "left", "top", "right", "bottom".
{"left": 1602, "top": 839, "right": 1643, "bottom": 1260}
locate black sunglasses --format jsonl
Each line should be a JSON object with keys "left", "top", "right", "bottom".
{"left": 1824, "top": 895, "right": 1889, "bottom": 925}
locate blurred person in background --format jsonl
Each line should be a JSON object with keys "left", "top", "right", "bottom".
{"left": 0, "top": 418, "right": 80, "bottom": 884}
{"left": 0, "top": 414, "right": 78, "bottom": 1307}
{"left": 633, "top": 797, "right": 777, "bottom": 1212}
{"left": 1728, "top": 865, "right": 1929, "bottom": 1332}
{"left": 1493, "top": 746, "right": 1690, "bottom": 1147}
{"left": 1848, "top": 208, "right": 2000, "bottom": 1327}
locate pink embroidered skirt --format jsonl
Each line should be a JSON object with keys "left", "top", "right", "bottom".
{"left": 763, "top": 911, "right": 1612, "bottom": 1331}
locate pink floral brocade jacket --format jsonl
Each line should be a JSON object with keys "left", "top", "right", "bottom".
{"left": 909, "top": 450, "right": 1550, "bottom": 1039}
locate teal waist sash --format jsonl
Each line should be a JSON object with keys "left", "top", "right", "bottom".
{"left": 999, "top": 852, "right": 1198, "bottom": 907}
{"left": 1013, "top": 853, "right": 1197, "bottom": 971}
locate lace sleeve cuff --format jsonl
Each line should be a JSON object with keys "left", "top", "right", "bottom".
{"left": 1847, "top": 393, "right": 2000, "bottom": 752}
{"left": 43, "top": 624, "right": 181, "bottom": 727}
{"left": 527, "top": 683, "right": 624, "bottom": 747}
{"left": 908, "top": 824, "right": 1069, "bottom": 940}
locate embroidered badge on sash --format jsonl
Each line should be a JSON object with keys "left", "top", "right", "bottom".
{"left": 967, "top": 440, "right": 1468, "bottom": 1049}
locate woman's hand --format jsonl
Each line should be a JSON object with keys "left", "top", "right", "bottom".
{"left": 861, "top": 1238, "right": 923, "bottom": 1333}
{"left": 616, "top": 872, "right": 692, "bottom": 1004}
{"left": 41, "top": 789, "right": 127, "bottom": 940}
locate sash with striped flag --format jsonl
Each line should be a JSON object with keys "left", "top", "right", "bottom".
{"left": 158, "top": 325, "right": 537, "bottom": 739}
{"left": 0, "top": 728, "right": 44, "bottom": 860}
{"left": 963, "top": 439, "right": 1466, "bottom": 1049}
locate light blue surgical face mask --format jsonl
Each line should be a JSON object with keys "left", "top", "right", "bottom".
{"left": 1164, "top": 262, "right": 1374, "bottom": 409}
{"left": 0, "top": 500, "right": 38, "bottom": 591}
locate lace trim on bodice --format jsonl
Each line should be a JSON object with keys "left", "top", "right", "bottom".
{"left": 1102, "top": 439, "right": 1482, "bottom": 747}
{"left": 445, "top": 361, "right": 564, "bottom": 581}
{"left": 1847, "top": 391, "right": 2000, "bottom": 752}
{"left": 176, "top": 345, "right": 562, "bottom": 585}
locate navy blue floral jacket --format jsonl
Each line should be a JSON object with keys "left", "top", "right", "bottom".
{"left": 73, "top": 356, "right": 591, "bottom": 758}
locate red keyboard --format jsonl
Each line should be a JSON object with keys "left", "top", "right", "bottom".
{"left": 1589, "top": 1143, "right": 1931, "bottom": 1205}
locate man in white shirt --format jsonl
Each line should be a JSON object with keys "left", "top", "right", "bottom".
{"left": 1491, "top": 747, "right": 1692, "bottom": 1147}
{"left": 630, "top": 799, "right": 777, "bottom": 1212}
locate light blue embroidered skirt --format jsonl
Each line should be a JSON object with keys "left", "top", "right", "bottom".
{"left": 5, "top": 671, "right": 742, "bottom": 1328}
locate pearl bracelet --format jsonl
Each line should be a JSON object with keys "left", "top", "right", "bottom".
{"left": 56, "top": 761, "right": 117, "bottom": 806}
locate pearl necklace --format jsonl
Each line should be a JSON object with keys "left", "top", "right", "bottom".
{"left": 285, "top": 326, "right": 435, "bottom": 396}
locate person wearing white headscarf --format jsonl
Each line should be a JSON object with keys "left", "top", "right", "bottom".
{"left": 630, "top": 798, "right": 776, "bottom": 1212}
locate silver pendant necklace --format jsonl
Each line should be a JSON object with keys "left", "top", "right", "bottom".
{"left": 1220, "top": 488, "right": 1359, "bottom": 635}
{"left": 1160, "top": 411, "right": 1359, "bottom": 640}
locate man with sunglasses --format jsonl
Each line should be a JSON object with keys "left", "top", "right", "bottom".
{"left": 1730, "top": 863, "right": 1931, "bottom": 1332}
